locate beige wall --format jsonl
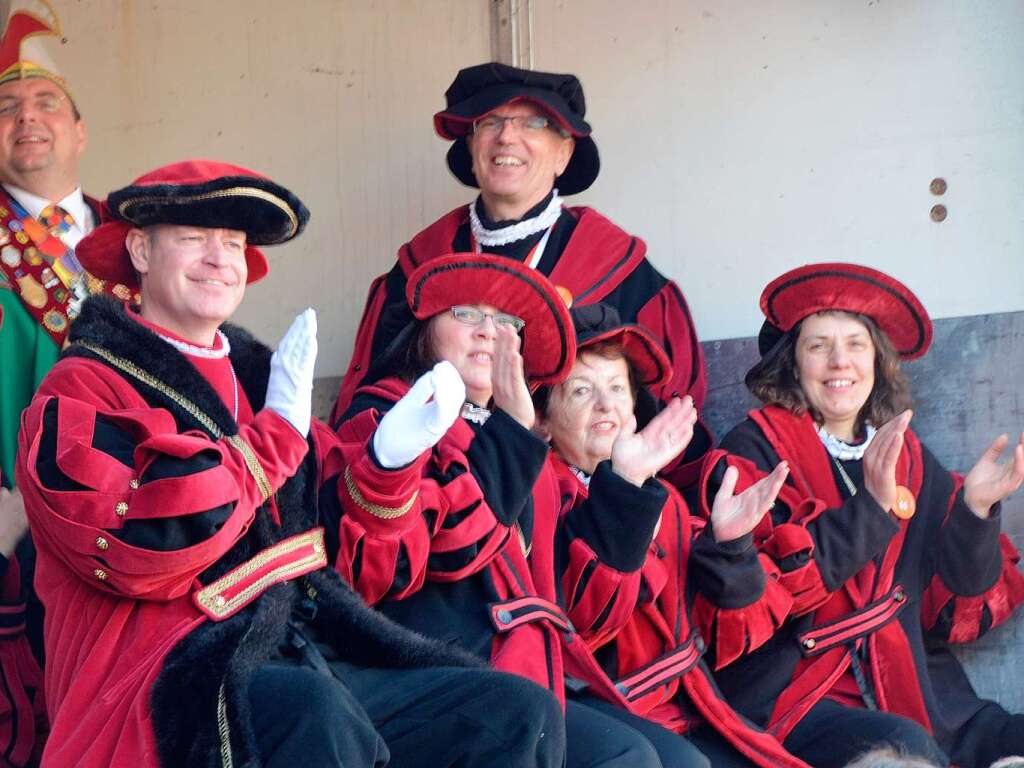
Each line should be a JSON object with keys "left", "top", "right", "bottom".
{"left": 532, "top": 0, "right": 1024, "bottom": 342}
{"left": 54, "top": 0, "right": 488, "bottom": 377}
{"left": 51, "top": 1, "right": 1023, "bottom": 378}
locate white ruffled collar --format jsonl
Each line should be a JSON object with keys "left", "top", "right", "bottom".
{"left": 469, "top": 190, "right": 563, "bottom": 247}
{"left": 816, "top": 423, "right": 877, "bottom": 461}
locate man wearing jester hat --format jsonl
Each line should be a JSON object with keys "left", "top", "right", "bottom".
{"left": 0, "top": 0, "right": 133, "bottom": 489}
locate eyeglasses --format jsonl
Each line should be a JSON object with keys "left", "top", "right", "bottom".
{"left": 450, "top": 305, "right": 526, "bottom": 331}
{"left": 472, "top": 114, "right": 568, "bottom": 137}
{"left": 0, "top": 93, "right": 68, "bottom": 118}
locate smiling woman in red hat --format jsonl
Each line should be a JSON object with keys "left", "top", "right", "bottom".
{"left": 698, "top": 263, "right": 1024, "bottom": 768}
{"left": 333, "top": 61, "right": 713, "bottom": 494}
{"left": 329, "top": 254, "right": 684, "bottom": 767}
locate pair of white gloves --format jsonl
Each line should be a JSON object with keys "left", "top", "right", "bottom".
{"left": 266, "top": 309, "right": 464, "bottom": 466}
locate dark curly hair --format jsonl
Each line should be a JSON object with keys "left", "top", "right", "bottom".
{"left": 745, "top": 310, "right": 912, "bottom": 432}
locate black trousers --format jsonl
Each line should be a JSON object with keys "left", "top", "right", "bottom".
{"left": 782, "top": 699, "right": 950, "bottom": 768}
{"left": 249, "top": 658, "right": 565, "bottom": 767}
{"left": 570, "top": 695, "right": 716, "bottom": 768}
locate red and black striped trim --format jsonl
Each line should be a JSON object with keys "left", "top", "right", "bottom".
{"left": 488, "top": 596, "right": 573, "bottom": 634}
{"left": 612, "top": 630, "right": 705, "bottom": 703}
{"left": 797, "top": 584, "right": 908, "bottom": 657}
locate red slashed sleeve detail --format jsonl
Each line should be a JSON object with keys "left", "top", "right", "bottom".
{"left": 17, "top": 361, "right": 308, "bottom": 600}
{"left": 555, "top": 461, "right": 664, "bottom": 646}
{"left": 919, "top": 469, "right": 1024, "bottom": 642}
{"left": 320, "top": 413, "right": 431, "bottom": 604}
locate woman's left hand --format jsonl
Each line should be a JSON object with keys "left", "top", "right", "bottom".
{"left": 491, "top": 324, "right": 535, "bottom": 429}
{"left": 611, "top": 396, "right": 696, "bottom": 486}
{"left": 963, "top": 432, "right": 1024, "bottom": 519}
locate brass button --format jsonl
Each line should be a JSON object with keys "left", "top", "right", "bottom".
{"left": 115, "top": 501, "right": 128, "bottom": 517}
{"left": 214, "top": 596, "right": 227, "bottom": 608}
{"left": 93, "top": 568, "right": 108, "bottom": 581}
{"left": 129, "top": 479, "right": 140, "bottom": 490}
{"left": 95, "top": 536, "right": 109, "bottom": 551}
{"left": 802, "top": 637, "right": 816, "bottom": 650}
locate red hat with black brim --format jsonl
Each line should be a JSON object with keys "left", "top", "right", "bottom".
{"left": 405, "top": 253, "right": 576, "bottom": 385}
{"left": 433, "top": 62, "right": 600, "bottom": 196}
{"left": 759, "top": 262, "right": 932, "bottom": 360}
{"left": 75, "top": 160, "right": 310, "bottom": 289}
{"left": 572, "top": 303, "right": 672, "bottom": 388}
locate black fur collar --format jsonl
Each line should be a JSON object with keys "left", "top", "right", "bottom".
{"left": 66, "top": 295, "right": 271, "bottom": 435}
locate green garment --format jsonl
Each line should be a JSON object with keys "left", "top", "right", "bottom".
{"left": 0, "top": 287, "right": 60, "bottom": 486}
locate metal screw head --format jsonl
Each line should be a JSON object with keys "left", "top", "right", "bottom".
{"left": 930, "top": 204, "right": 947, "bottom": 222}
{"left": 929, "top": 177, "right": 947, "bottom": 195}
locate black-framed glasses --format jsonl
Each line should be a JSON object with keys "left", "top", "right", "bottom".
{"left": 450, "top": 305, "right": 525, "bottom": 332}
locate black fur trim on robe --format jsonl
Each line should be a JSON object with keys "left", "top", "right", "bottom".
{"left": 64, "top": 295, "right": 484, "bottom": 767}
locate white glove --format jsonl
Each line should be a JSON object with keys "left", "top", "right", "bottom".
{"left": 372, "top": 361, "right": 466, "bottom": 468}
{"left": 265, "top": 308, "right": 318, "bottom": 436}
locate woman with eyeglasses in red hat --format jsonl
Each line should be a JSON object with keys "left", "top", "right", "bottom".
{"left": 531, "top": 303, "right": 816, "bottom": 768}
{"left": 698, "top": 263, "right": 1024, "bottom": 768}
{"left": 329, "top": 254, "right": 686, "bottom": 767}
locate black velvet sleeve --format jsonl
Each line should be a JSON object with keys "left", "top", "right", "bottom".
{"left": 465, "top": 409, "right": 550, "bottom": 527}
{"left": 924, "top": 444, "right": 1003, "bottom": 596}
{"left": 560, "top": 460, "right": 666, "bottom": 572}
{"left": 689, "top": 527, "right": 766, "bottom": 609}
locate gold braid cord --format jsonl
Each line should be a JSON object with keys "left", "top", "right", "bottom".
{"left": 344, "top": 466, "right": 417, "bottom": 519}
{"left": 75, "top": 341, "right": 274, "bottom": 502}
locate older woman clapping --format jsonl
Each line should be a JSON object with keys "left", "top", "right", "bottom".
{"left": 535, "top": 304, "right": 806, "bottom": 768}
{"left": 701, "top": 263, "right": 1024, "bottom": 768}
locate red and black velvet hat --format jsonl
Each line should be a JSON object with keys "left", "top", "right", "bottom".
{"left": 76, "top": 160, "right": 310, "bottom": 289}
{"left": 758, "top": 262, "right": 933, "bottom": 360}
{"left": 433, "top": 62, "right": 600, "bottom": 196}
{"left": 572, "top": 303, "right": 672, "bottom": 388}
{"left": 405, "top": 253, "right": 576, "bottom": 385}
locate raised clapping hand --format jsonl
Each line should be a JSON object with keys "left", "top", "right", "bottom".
{"left": 863, "top": 409, "right": 913, "bottom": 513}
{"left": 0, "top": 487, "right": 28, "bottom": 558}
{"left": 963, "top": 432, "right": 1024, "bottom": 519}
{"left": 710, "top": 461, "right": 790, "bottom": 543}
{"left": 610, "top": 396, "right": 697, "bottom": 487}
{"left": 265, "top": 308, "right": 318, "bottom": 437}
{"left": 491, "top": 323, "right": 535, "bottom": 429}
{"left": 373, "top": 361, "right": 467, "bottom": 469}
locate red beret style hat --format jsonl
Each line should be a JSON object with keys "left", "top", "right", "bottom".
{"left": 571, "top": 303, "right": 672, "bottom": 388}
{"left": 433, "top": 62, "right": 600, "bottom": 196}
{"left": 759, "top": 262, "right": 933, "bottom": 360}
{"left": 75, "top": 160, "right": 310, "bottom": 289}
{"left": 405, "top": 253, "right": 576, "bottom": 385}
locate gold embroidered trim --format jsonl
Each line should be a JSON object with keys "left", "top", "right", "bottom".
{"left": 116, "top": 186, "right": 299, "bottom": 241}
{"left": 75, "top": 342, "right": 273, "bottom": 502}
{"left": 344, "top": 465, "right": 417, "bottom": 519}
{"left": 194, "top": 529, "right": 326, "bottom": 620}
{"left": 225, "top": 435, "right": 273, "bottom": 502}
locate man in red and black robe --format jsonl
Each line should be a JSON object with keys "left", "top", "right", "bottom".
{"left": 332, "top": 62, "right": 711, "bottom": 490}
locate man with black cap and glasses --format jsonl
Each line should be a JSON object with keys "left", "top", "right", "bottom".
{"left": 15, "top": 159, "right": 566, "bottom": 768}
{"left": 332, "top": 61, "right": 712, "bottom": 491}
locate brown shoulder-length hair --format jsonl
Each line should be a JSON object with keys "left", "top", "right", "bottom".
{"left": 745, "top": 311, "right": 912, "bottom": 431}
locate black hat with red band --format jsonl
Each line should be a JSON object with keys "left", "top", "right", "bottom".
{"left": 757, "top": 262, "right": 933, "bottom": 360}
{"left": 76, "top": 160, "right": 310, "bottom": 289}
{"left": 571, "top": 304, "right": 672, "bottom": 388}
{"left": 433, "top": 62, "right": 600, "bottom": 196}
{"left": 406, "top": 253, "right": 576, "bottom": 385}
